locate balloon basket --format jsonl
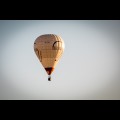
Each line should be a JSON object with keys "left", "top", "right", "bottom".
{"left": 48, "top": 75, "right": 51, "bottom": 81}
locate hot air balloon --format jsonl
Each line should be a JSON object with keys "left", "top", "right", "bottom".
{"left": 34, "top": 34, "right": 65, "bottom": 81}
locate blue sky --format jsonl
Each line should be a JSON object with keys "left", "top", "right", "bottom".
{"left": 0, "top": 20, "right": 120, "bottom": 100}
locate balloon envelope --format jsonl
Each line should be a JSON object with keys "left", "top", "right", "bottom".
{"left": 34, "top": 34, "right": 65, "bottom": 76}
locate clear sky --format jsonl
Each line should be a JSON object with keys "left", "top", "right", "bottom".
{"left": 0, "top": 20, "right": 120, "bottom": 100}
